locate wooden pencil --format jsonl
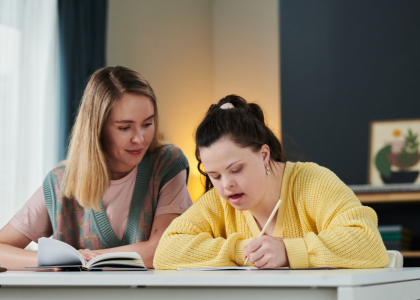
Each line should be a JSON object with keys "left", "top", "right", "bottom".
{"left": 243, "top": 198, "right": 282, "bottom": 266}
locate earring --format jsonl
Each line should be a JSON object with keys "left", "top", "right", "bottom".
{"left": 265, "top": 165, "right": 270, "bottom": 175}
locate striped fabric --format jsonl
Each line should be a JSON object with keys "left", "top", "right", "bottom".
{"left": 43, "top": 145, "right": 189, "bottom": 250}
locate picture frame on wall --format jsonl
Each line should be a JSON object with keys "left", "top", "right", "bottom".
{"left": 369, "top": 119, "right": 420, "bottom": 185}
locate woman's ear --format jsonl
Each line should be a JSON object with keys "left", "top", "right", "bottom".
{"left": 260, "top": 144, "right": 271, "bottom": 165}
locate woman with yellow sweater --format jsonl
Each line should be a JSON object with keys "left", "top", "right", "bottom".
{"left": 154, "top": 95, "right": 389, "bottom": 270}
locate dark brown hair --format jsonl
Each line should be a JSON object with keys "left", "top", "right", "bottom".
{"left": 195, "top": 95, "right": 286, "bottom": 192}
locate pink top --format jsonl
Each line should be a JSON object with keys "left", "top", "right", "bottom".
{"left": 10, "top": 167, "right": 192, "bottom": 242}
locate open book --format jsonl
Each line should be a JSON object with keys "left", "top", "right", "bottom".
{"left": 28, "top": 238, "right": 147, "bottom": 271}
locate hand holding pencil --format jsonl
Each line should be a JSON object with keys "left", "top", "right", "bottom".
{"left": 242, "top": 199, "right": 289, "bottom": 268}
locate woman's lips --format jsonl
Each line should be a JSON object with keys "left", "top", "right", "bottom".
{"left": 228, "top": 193, "right": 244, "bottom": 204}
{"left": 126, "top": 149, "right": 143, "bottom": 156}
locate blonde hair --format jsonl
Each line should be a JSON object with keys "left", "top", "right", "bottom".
{"left": 62, "top": 66, "right": 162, "bottom": 210}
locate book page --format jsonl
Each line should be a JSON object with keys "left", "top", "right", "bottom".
{"left": 178, "top": 266, "right": 260, "bottom": 271}
{"left": 38, "top": 238, "right": 86, "bottom": 267}
{"left": 86, "top": 252, "right": 145, "bottom": 269}
{"left": 89, "top": 260, "right": 146, "bottom": 269}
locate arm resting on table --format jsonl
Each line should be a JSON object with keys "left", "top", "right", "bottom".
{"left": 284, "top": 165, "right": 389, "bottom": 269}
{"left": 0, "top": 223, "right": 38, "bottom": 269}
{"left": 83, "top": 213, "right": 181, "bottom": 269}
{"left": 153, "top": 194, "right": 253, "bottom": 270}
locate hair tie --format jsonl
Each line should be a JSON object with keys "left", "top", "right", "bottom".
{"left": 220, "top": 103, "right": 235, "bottom": 110}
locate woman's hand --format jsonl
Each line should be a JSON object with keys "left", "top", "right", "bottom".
{"left": 243, "top": 236, "right": 289, "bottom": 268}
{"left": 78, "top": 249, "right": 104, "bottom": 261}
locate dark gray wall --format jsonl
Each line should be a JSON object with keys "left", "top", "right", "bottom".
{"left": 280, "top": 0, "right": 420, "bottom": 184}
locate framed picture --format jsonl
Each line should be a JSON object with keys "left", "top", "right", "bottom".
{"left": 369, "top": 119, "right": 420, "bottom": 185}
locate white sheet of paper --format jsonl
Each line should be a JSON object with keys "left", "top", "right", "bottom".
{"left": 177, "top": 266, "right": 335, "bottom": 271}
{"left": 37, "top": 238, "right": 86, "bottom": 267}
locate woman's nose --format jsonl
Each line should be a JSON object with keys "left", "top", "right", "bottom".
{"left": 132, "top": 129, "right": 144, "bottom": 144}
{"left": 222, "top": 176, "right": 234, "bottom": 189}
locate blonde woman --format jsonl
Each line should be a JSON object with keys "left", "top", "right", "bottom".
{"left": 0, "top": 66, "right": 192, "bottom": 269}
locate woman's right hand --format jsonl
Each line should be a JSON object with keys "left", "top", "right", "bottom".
{"left": 78, "top": 248, "right": 103, "bottom": 261}
{"left": 243, "top": 236, "right": 289, "bottom": 269}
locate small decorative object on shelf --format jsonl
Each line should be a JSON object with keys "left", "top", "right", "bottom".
{"left": 369, "top": 119, "right": 420, "bottom": 185}
{"left": 378, "top": 225, "right": 412, "bottom": 251}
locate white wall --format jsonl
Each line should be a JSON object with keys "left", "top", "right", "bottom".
{"left": 107, "top": 0, "right": 214, "bottom": 199}
{"left": 212, "top": 0, "right": 281, "bottom": 139}
{"left": 107, "top": 0, "right": 280, "bottom": 200}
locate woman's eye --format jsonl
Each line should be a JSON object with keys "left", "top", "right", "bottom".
{"left": 119, "top": 127, "right": 130, "bottom": 131}
{"left": 143, "top": 123, "right": 153, "bottom": 127}
{"left": 212, "top": 175, "right": 221, "bottom": 180}
{"left": 232, "top": 167, "right": 242, "bottom": 173}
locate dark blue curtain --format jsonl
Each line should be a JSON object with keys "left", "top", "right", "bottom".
{"left": 58, "top": 0, "right": 108, "bottom": 160}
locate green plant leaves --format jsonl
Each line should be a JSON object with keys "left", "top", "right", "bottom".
{"left": 403, "top": 129, "right": 419, "bottom": 155}
{"left": 375, "top": 145, "right": 392, "bottom": 177}
{"left": 398, "top": 152, "right": 419, "bottom": 168}
{"left": 398, "top": 128, "right": 420, "bottom": 168}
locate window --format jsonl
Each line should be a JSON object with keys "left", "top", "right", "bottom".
{"left": 0, "top": 0, "right": 59, "bottom": 230}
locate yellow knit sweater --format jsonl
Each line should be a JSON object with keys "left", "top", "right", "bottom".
{"left": 154, "top": 162, "right": 389, "bottom": 270}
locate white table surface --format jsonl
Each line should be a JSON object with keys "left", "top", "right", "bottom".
{"left": 1, "top": 268, "right": 420, "bottom": 287}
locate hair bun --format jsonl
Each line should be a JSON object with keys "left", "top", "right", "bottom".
{"left": 247, "top": 103, "right": 265, "bottom": 124}
{"left": 218, "top": 95, "right": 246, "bottom": 109}
{"left": 216, "top": 94, "right": 265, "bottom": 124}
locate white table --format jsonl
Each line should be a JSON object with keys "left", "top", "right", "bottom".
{"left": 1, "top": 268, "right": 420, "bottom": 300}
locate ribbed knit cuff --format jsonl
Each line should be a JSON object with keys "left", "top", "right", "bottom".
{"left": 284, "top": 238, "right": 309, "bottom": 268}
{"left": 235, "top": 238, "right": 254, "bottom": 266}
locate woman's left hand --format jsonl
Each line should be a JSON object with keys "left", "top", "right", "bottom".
{"left": 243, "top": 236, "right": 289, "bottom": 268}
{"left": 78, "top": 249, "right": 104, "bottom": 261}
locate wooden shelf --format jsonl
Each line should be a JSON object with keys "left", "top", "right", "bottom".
{"left": 401, "top": 251, "right": 420, "bottom": 258}
{"left": 355, "top": 192, "right": 420, "bottom": 203}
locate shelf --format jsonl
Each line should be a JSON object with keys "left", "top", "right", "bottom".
{"left": 355, "top": 192, "right": 420, "bottom": 203}
{"left": 401, "top": 251, "right": 420, "bottom": 258}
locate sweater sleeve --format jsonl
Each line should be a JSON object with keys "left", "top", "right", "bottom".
{"left": 153, "top": 189, "right": 253, "bottom": 270}
{"left": 283, "top": 165, "right": 389, "bottom": 269}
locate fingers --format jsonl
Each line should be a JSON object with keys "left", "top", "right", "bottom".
{"left": 246, "top": 237, "right": 265, "bottom": 253}
{"left": 249, "top": 248, "right": 265, "bottom": 264}
{"left": 78, "top": 249, "right": 91, "bottom": 254}
{"left": 85, "top": 253, "right": 99, "bottom": 261}
{"left": 242, "top": 236, "right": 288, "bottom": 269}
{"left": 79, "top": 253, "right": 91, "bottom": 261}
{"left": 243, "top": 237, "right": 264, "bottom": 258}
{"left": 78, "top": 249, "right": 95, "bottom": 261}
{"left": 77, "top": 249, "right": 104, "bottom": 262}
{"left": 253, "top": 252, "right": 274, "bottom": 268}
{"left": 249, "top": 244, "right": 272, "bottom": 267}
{"left": 253, "top": 256, "right": 269, "bottom": 268}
